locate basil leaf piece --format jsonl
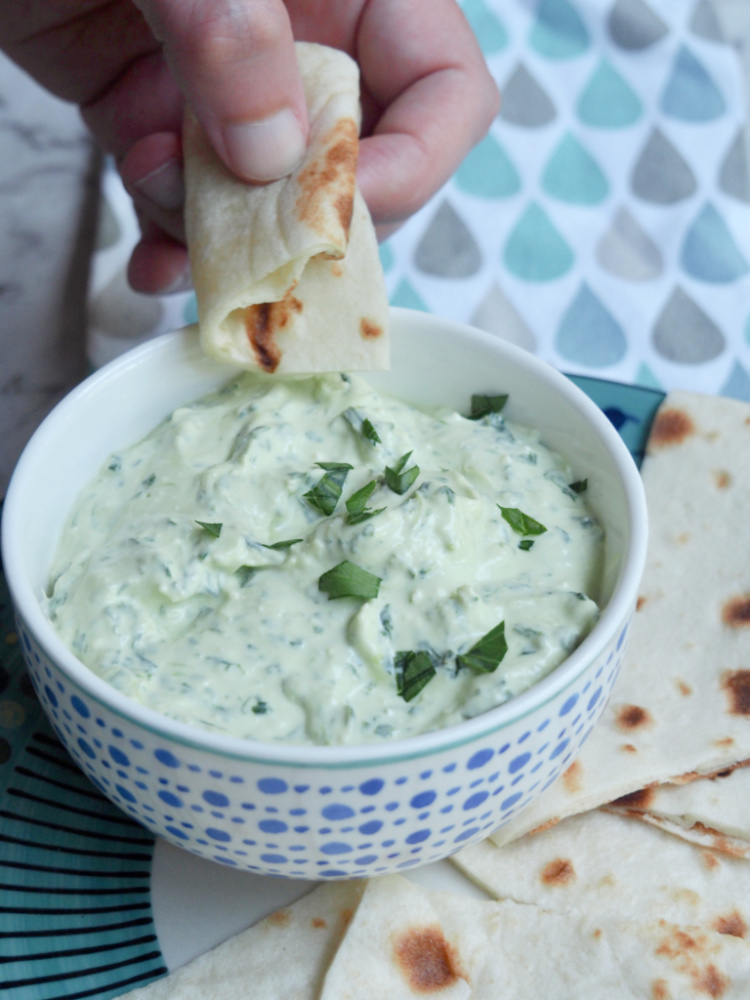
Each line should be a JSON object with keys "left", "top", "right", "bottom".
{"left": 470, "top": 394, "right": 508, "bottom": 419}
{"left": 347, "top": 508, "right": 386, "bottom": 526}
{"left": 456, "top": 621, "right": 508, "bottom": 674}
{"left": 346, "top": 480, "right": 377, "bottom": 514}
{"left": 385, "top": 452, "right": 419, "bottom": 495}
{"left": 345, "top": 480, "right": 385, "bottom": 525}
{"left": 262, "top": 538, "right": 303, "bottom": 550}
{"left": 235, "top": 565, "right": 257, "bottom": 587}
{"left": 342, "top": 407, "right": 382, "bottom": 445}
{"left": 395, "top": 650, "right": 436, "bottom": 702}
{"left": 569, "top": 479, "right": 588, "bottom": 494}
{"left": 362, "top": 418, "right": 381, "bottom": 444}
{"left": 318, "top": 560, "right": 382, "bottom": 600}
{"left": 196, "top": 520, "right": 222, "bottom": 537}
{"left": 499, "top": 506, "right": 547, "bottom": 537}
{"left": 518, "top": 539, "right": 534, "bottom": 551}
{"left": 304, "top": 463, "right": 353, "bottom": 515}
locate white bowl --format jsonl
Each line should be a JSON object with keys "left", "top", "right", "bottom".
{"left": 2, "top": 308, "right": 648, "bottom": 878}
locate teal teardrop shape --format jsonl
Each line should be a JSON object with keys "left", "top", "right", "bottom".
{"left": 660, "top": 45, "right": 726, "bottom": 122}
{"left": 529, "top": 0, "right": 590, "bottom": 59}
{"left": 390, "top": 279, "right": 429, "bottom": 312}
{"left": 721, "top": 361, "right": 750, "bottom": 402}
{"left": 555, "top": 283, "right": 627, "bottom": 367}
{"left": 379, "top": 241, "right": 395, "bottom": 272}
{"left": 183, "top": 294, "right": 198, "bottom": 326}
{"left": 503, "top": 202, "right": 574, "bottom": 282}
{"left": 542, "top": 133, "right": 609, "bottom": 205}
{"left": 680, "top": 203, "right": 749, "bottom": 284}
{"left": 577, "top": 58, "right": 643, "bottom": 128}
{"left": 455, "top": 134, "right": 521, "bottom": 199}
{"left": 635, "top": 362, "right": 663, "bottom": 391}
{"left": 462, "top": 0, "right": 509, "bottom": 54}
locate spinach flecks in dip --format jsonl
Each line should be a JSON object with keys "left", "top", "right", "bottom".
{"left": 44, "top": 372, "right": 604, "bottom": 746}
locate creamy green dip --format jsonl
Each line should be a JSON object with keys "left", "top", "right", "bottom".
{"left": 44, "top": 372, "right": 603, "bottom": 745}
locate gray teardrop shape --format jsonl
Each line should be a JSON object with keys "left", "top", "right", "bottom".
{"left": 690, "top": 0, "right": 725, "bottom": 43}
{"left": 608, "top": 0, "right": 668, "bottom": 51}
{"left": 471, "top": 283, "right": 536, "bottom": 351}
{"left": 719, "top": 129, "right": 750, "bottom": 204}
{"left": 597, "top": 206, "right": 663, "bottom": 281}
{"left": 651, "top": 286, "right": 725, "bottom": 363}
{"left": 498, "top": 64, "right": 557, "bottom": 128}
{"left": 631, "top": 128, "right": 697, "bottom": 204}
{"left": 414, "top": 201, "right": 482, "bottom": 278}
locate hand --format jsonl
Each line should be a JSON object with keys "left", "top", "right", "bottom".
{"left": 1, "top": 1, "right": 499, "bottom": 294}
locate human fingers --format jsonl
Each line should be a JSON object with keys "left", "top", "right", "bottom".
{"left": 355, "top": 0, "right": 499, "bottom": 229}
{"left": 133, "top": 0, "right": 309, "bottom": 182}
{"left": 119, "top": 132, "right": 186, "bottom": 248}
{"left": 127, "top": 219, "right": 191, "bottom": 295}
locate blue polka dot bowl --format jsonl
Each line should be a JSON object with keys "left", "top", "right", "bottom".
{"left": 2, "top": 308, "right": 648, "bottom": 879}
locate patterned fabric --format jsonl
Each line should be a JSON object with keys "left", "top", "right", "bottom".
{"left": 86, "top": 0, "right": 750, "bottom": 401}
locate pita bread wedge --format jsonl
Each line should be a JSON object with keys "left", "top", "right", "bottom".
{"left": 487, "top": 391, "right": 750, "bottom": 848}
{"left": 455, "top": 810, "right": 750, "bottom": 934}
{"left": 118, "top": 880, "right": 363, "bottom": 1000}
{"left": 606, "top": 760, "right": 750, "bottom": 858}
{"left": 324, "top": 875, "right": 750, "bottom": 1000}
{"left": 318, "top": 875, "right": 474, "bottom": 1000}
{"left": 184, "top": 42, "right": 389, "bottom": 375}
{"left": 469, "top": 901, "right": 750, "bottom": 1000}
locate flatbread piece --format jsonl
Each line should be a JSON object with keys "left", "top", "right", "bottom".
{"left": 184, "top": 42, "right": 389, "bottom": 375}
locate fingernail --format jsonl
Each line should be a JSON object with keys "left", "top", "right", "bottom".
{"left": 223, "top": 108, "right": 306, "bottom": 182}
{"left": 133, "top": 159, "right": 185, "bottom": 212}
{"left": 161, "top": 269, "right": 193, "bottom": 295}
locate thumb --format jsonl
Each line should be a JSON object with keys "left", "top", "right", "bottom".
{"left": 133, "top": 0, "right": 308, "bottom": 182}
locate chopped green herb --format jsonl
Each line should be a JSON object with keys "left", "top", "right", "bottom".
{"left": 518, "top": 539, "right": 535, "bottom": 551}
{"left": 362, "top": 418, "right": 381, "bottom": 444}
{"left": 385, "top": 451, "right": 419, "bottom": 495}
{"left": 251, "top": 699, "right": 269, "bottom": 715}
{"left": 318, "top": 560, "right": 382, "bottom": 601}
{"left": 499, "top": 506, "right": 547, "bottom": 537}
{"left": 342, "top": 407, "right": 381, "bottom": 444}
{"left": 456, "top": 621, "right": 508, "bottom": 674}
{"left": 345, "top": 480, "right": 385, "bottom": 525}
{"left": 395, "top": 650, "right": 436, "bottom": 702}
{"left": 569, "top": 479, "right": 588, "bottom": 494}
{"left": 262, "top": 538, "right": 303, "bottom": 550}
{"left": 470, "top": 394, "right": 508, "bottom": 419}
{"left": 303, "top": 462, "right": 353, "bottom": 516}
{"left": 380, "top": 604, "right": 393, "bottom": 637}
{"left": 235, "top": 565, "right": 256, "bottom": 587}
{"left": 142, "top": 473, "right": 156, "bottom": 488}
{"left": 196, "top": 520, "right": 222, "bottom": 537}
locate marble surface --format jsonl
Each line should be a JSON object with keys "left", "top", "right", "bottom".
{"left": 1, "top": 0, "right": 750, "bottom": 496}
{"left": 0, "top": 57, "right": 100, "bottom": 496}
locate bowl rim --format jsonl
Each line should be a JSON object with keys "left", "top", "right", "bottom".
{"left": 2, "top": 307, "right": 649, "bottom": 767}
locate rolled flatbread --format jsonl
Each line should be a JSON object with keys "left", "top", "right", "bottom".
{"left": 184, "top": 42, "right": 389, "bottom": 374}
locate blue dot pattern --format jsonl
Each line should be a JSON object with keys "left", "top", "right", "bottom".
{"left": 15, "top": 610, "right": 630, "bottom": 880}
